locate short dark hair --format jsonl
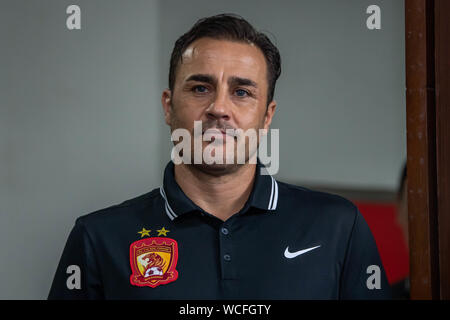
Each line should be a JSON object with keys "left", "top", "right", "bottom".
{"left": 168, "top": 14, "right": 281, "bottom": 104}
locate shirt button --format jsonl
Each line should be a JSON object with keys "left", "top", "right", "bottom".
{"left": 223, "top": 254, "right": 231, "bottom": 261}
{"left": 221, "top": 227, "right": 229, "bottom": 235}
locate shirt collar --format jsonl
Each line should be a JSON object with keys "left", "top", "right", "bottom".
{"left": 160, "top": 161, "right": 279, "bottom": 221}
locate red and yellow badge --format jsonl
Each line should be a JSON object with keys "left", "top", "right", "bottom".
{"left": 129, "top": 237, "right": 179, "bottom": 288}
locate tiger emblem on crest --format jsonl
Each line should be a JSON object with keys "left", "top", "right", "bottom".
{"left": 129, "top": 237, "right": 179, "bottom": 288}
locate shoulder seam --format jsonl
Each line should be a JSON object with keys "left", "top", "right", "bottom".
{"left": 277, "top": 181, "right": 355, "bottom": 205}
{"left": 87, "top": 188, "right": 160, "bottom": 214}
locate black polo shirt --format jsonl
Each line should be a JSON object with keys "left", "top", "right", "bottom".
{"left": 48, "top": 161, "right": 391, "bottom": 299}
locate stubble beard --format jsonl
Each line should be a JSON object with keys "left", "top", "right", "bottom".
{"left": 170, "top": 118, "right": 260, "bottom": 177}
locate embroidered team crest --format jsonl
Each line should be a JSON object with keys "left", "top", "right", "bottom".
{"left": 129, "top": 237, "right": 179, "bottom": 288}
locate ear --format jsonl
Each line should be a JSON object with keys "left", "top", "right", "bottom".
{"left": 161, "top": 89, "right": 172, "bottom": 126}
{"left": 263, "top": 100, "right": 277, "bottom": 131}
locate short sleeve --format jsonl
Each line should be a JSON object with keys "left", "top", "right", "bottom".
{"left": 48, "top": 218, "right": 104, "bottom": 300}
{"left": 339, "top": 207, "right": 392, "bottom": 299}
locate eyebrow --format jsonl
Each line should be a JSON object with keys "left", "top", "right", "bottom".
{"left": 228, "top": 76, "right": 258, "bottom": 89}
{"left": 185, "top": 74, "right": 216, "bottom": 85}
{"left": 185, "top": 74, "right": 258, "bottom": 89}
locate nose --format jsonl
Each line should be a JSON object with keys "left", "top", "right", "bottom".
{"left": 206, "top": 88, "right": 231, "bottom": 121}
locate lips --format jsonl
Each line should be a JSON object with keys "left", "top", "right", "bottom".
{"left": 202, "top": 128, "right": 237, "bottom": 141}
{"left": 202, "top": 128, "right": 236, "bottom": 138}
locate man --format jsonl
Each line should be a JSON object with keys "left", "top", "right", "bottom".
{"left": 48, "top": 14, "right": 391, "bottom": 299}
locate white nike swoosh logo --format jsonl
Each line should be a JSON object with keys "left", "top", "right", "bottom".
{"left": 284, "top": 245, "right": 321, "bottom": 259}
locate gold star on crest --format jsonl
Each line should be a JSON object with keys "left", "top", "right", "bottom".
{"left": 156, "top": 227, "right": 170, "bottom": 236}
{"left": 137, "top": 228, "right": 151, "bottom": 238}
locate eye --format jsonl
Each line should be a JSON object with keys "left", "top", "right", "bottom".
{"left": 192, "top": 85, "right": 209, "bottom": 93}
{"left": 235, "top": 89, "right": 249, "bottom": 97}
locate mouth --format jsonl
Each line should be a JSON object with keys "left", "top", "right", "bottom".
{"left": 202, "top": 128, "right": 237, "bottom": 140}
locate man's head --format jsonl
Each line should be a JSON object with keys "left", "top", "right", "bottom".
{"left": 168, "top": 14, "right": 281, "bottom": 105}
{"left": 162, "top": 14, "right": 281, "bottom": 174}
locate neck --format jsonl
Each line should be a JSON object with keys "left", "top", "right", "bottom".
{"left": 174, "top": 163, "right": 256, "bottom": 221}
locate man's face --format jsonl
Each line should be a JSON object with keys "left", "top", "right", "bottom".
{"left": 162, "top": 37, "right": 276, "bottom": 174}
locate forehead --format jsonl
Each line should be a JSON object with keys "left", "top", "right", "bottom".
{"left": 177, "top": 38, "right": 268, "bottom": 83}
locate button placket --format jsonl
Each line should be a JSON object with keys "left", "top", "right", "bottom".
{"left": 219, "top": 223, "right": 234, "bottom": 279}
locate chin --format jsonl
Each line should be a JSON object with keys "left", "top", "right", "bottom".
{"left": 192, "top": 162, "right": 242, "bottom": 177}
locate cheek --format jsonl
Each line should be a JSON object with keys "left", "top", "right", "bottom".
{"left": 170, "top": 100, "right": 205, "bottom": 129}
{"left": 234, "top": 107, "right": 266, "bottom": 130}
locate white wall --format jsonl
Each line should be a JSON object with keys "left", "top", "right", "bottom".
{"left": 0, "top": 0, "right": 162, "bottom": 299}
